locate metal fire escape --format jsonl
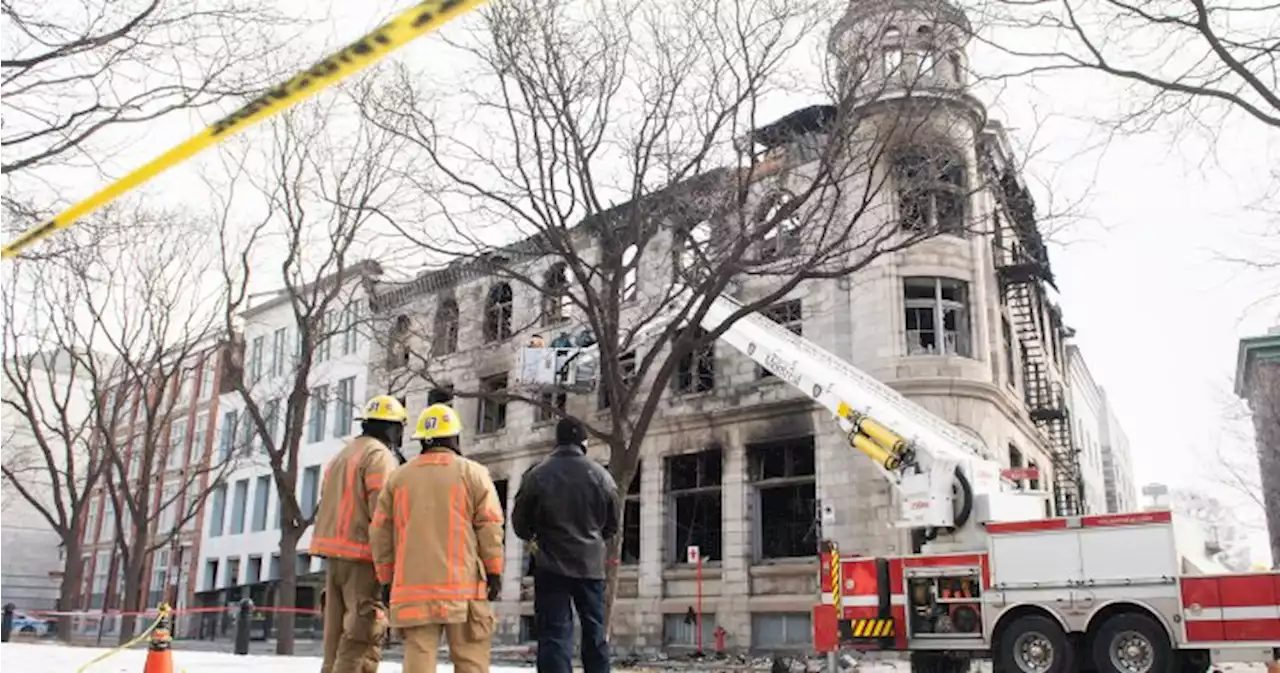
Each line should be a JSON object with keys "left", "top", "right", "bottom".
{"left": 992, "top": 171, "right": 1083, "bottom": 517}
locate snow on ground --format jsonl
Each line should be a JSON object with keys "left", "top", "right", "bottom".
{"left": 0, "top": 642, "right": 531, "bottom": 672}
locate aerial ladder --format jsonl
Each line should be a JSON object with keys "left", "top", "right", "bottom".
{"left": 514, "top": 290, "right": 1049, "bottom": 554}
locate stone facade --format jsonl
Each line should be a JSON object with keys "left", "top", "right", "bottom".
{"left": 363, "top": 0, "right": 1077, "bottom": 652}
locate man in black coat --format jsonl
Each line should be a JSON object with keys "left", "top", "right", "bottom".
{"left": 512, "top": 416, "right": 619, "bottom": 673}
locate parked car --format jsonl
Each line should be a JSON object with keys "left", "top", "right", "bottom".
{"left": 10, "top": 612, "right": 51, "bottom": 637}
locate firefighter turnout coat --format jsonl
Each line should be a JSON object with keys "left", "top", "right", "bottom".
{"left": 370, "top": 448, "right": 505, "bottom": 627}
{"left": 311, "top": 436, "right": 400, "bottom": 561}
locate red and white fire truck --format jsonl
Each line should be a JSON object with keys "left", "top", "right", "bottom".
{"left": 518, "top": 292, "right": 1280, "bottom": 673}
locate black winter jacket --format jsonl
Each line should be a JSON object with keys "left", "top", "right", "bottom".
{"left": 512, "top": 444, "right": 619, "bottom": 580}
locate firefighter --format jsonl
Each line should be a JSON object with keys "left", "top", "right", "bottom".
{"left": 370, "top": 402, "right": 504, "bottom": 673}
{"left": 312, "top": 394, "right": 407, "bottom": 673}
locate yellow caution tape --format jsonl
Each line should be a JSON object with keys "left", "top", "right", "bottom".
{"left": 73, "top": 611, "right": 164, "bottom": 673}
{"left": 1, "top": 0, "right": 486, "bottom": 261}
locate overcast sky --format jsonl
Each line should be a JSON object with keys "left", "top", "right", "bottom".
{"left": 7, "top": 0, "right": 1277, "bottom": 563}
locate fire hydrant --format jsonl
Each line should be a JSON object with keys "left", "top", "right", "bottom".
{"left": 713, "top": 625, "right": 728, "bottom": 653}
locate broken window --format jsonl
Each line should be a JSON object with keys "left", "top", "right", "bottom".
{"left": 674, "top": 328, "right": 715, "bottom": 394}
{"left": 622, "top": 465, "right": 641, "bottom": 565}
{"left": 749, "top": 436, "right": 816, "bottom": 559}
{"left": 484, "top": 283, "right": 514, "bottom": 342}
{"left": 903, "top": 277, "right": 971, "bottom": 357}
{"left": 666, "top": 448, "right": 722, "bottom": 563}
{"left": 434, "top": 298, "right": 459, "bottom": 355}
{"left": 674, "top": 219, "right": 713, "bottom": 283}
{"left": 948, "top": 53, "right": 963, "bottom": 83}
{"left": 386, "top": 315, "right": 411, "bottom": 369}
{"left": 759, "top": 191, "right": 801, "bottom": 259}
{"left": 757, "top": 300, "right": 803, "bottom": 379}
{"left": 477, "top": 374, "right": 508, "bottom": 434}
{"left": 1002, "top": 317, "right": 1016, "bottom": 390}
{"left": 622, "top": 244, "right": 639, "bottom": 301}
{"left": 535, "top": 391, "right": 567, "bottom": 423}
{"left": 597, "top": 350, "right": 637, "bottom": 410}
{"left": 893, "top": 147, "right": 966, "bottom": 235}
{"left": 541, "top": 265, "right": 571, "bottom": 326}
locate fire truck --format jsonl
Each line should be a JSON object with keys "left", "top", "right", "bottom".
{"left": 516, "top": 292, "right": 1280, "bottom": 673}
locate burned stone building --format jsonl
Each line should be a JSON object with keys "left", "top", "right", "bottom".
{"left": 365, "top": 0, "right": 1076, "bottom": 653}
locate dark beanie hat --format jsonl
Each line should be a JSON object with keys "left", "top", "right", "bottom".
{"left": 555, "top": 416, "right": 585, "bottom": 446}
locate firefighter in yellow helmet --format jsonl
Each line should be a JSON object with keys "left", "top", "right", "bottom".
{"left": 313, "top": 394, "right": 407, "bottom": 673}
{"left": 370, "top": 400, "right": 505, "bottom": 673}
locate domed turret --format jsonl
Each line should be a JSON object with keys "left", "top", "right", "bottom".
{"left": 828, "top": 0, "right": 972, "bottom": 100}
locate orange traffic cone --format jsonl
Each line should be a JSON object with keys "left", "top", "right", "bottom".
{"left": 142, "top": 604, "right": 174, "bottom": 673}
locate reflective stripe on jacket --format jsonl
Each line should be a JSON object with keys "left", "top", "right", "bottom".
{"left": 369, "top": 449, "right": 504, "bottom": 627}
{"left": 310, "top": 436, "right": 399, "bottom": 562}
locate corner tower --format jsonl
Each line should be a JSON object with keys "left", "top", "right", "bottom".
{"left": 828, "top": 0, "right": 974, "bottom": 101}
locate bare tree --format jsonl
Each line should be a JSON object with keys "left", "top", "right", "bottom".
{"left": 979, "top": 0, "right": 1279, "bottom": 132}
{"left": 1, "top": 0, "right": 299, "bottom": 177}
{"left": 77, "top": 225, "right": 236, "bottom": 644}
{"left": 358, "top": 0, "right": 1055, "bottom": 625}
{"left": 0, "top": 207, "right": 228, "bottom": 641}
{"left": 213, "top": 92, "right": 410, "bottom": 654}
{"left": 2, "top": 262, "right": 106, "bottom": 641}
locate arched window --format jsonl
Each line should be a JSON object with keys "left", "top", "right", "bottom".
{"left": 948, "top": 53, "right": 964, "bottom": 83}
{"left": 621, "top": 245, "right": 639, "bottom": 301}
{"left": 882, "top": 25, "right": 902, "bottom": 73}
{"left": 484, "top": 283, "right": 514, "bottom": 342}
{"left": 541, "top": 264, "right": 570, "bottom": 326}
{"left": 433, "top": 298, "right": 459, "bottom": 355}
{"left": 892, "top": 147, "right": 967, "bottom": 235}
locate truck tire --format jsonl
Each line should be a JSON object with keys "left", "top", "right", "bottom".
{"left": 997, "top": 614, "right": 1075, "bottom": 673}
{"left": 1090, "top": 612, "right": 1173, "bottom": 673}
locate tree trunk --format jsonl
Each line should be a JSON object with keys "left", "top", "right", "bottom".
{"left": 55, "top": 539, "right": 83, "bottom": 643}
{"left": 117, "top": 555, "right": 146, "bottom": 645}
{"left": 602, "top": 488, "right": 626, "bottom": 636}
{"left": 275, "top": 525, "right": 301, "bottom": 654}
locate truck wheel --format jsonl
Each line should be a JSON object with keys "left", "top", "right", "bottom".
{"left": 1091, "top": 612, "right": 1173, "bottom": 673}
{"left": 997, "top": 614, "right": 1074, "bottom": 673}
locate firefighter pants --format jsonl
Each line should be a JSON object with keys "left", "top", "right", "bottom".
{"left": 400, "top": 602, "right": 495, "bottom": 673}
{"left": 320, "top": 558, "right": 387, "bottom": 673}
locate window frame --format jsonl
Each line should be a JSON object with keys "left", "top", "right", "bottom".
{"left": 484, "top": 283, "right": 515, "bottom": 343}
{"left": 308, "top": 385, "right": 329, "bottom": 443}
{"left": 748, "top": 436, "right": 817, "bottom": 561}
{"left": 665, "top": 448, "right": 723, "bottom": 564}
{"left": 903, "top": 277, "right": 972, "bottom": 358}
{"left": 673, "top": 328, "right": 716, "bottom": 394}
{"left": 434, "top": 298, "right": 460, "bottom": 355}
{"left": 477, "top": 374, "right": 509, "bottom": 434}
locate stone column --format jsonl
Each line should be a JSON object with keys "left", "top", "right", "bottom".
{"left": 718, "top": 427, "right": 751, "bottom": 648}
{"left": 637, "top": 452, "right": 665, "bottom": 647}
{"left": 1236, "top": 327, "right": 1280, "bottom": 568}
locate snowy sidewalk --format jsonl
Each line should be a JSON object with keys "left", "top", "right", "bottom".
{"left": 0, "top": 642, "right": 531, "bottom": 672}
